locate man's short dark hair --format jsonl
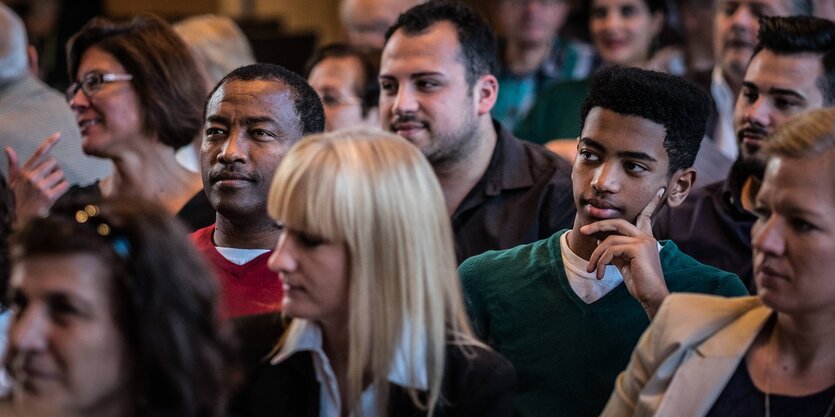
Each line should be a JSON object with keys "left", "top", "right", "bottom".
{"left": 384, "top": 1, "right": 497, "bottom": 87}
{"left": 205, "top": 63, "right": 325, "bottom": 135}
{"left": 752, "top": 16, "right": 835, "bottom": 105}
{"left": 580, "top": 66, "right": 711, "bottom": 175}
{"left": 304, "top": 43, "right": 380, "bottom": 118}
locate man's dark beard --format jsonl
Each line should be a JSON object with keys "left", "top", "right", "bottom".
{"left": 738, "top": 155, "right": 766, "bottom": 180}
{"left": 736, "top": 125, "right": 769, "bottom": 179}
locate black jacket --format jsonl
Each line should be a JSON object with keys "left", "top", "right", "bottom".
{"left": 230, "top": 314, "right": 516, "bottom": 417}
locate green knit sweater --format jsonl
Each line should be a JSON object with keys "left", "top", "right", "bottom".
{"left": 460, "top": 230, "right": 748, "bottom": 417}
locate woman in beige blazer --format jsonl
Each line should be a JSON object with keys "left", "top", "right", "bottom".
{"left": 601, "top": 108, "right": 835, "bottom": 417}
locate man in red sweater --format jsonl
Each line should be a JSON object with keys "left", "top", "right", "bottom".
{"left": 192, "top": 63, "right": 325, "bottom": 317}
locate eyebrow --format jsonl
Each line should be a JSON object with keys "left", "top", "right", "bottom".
{"left": 580, "top": 137, "right": 658, "bottom": 162}
{"left": 45, "top": 291, "right": 94, "bottom": 317}
{"left": 206, "top": 115, "right": 229, "bottom": 125}
{"left": 81, "top": 68, "right": 109, "bottom": 76}
{"left": 206, "top": 115, "right": 276, "bottom": 125}
{"left": 769, "top": 88, "right": 806, "bottom": 100}
{"left": 410, "top": 71, "right": 444, "bottom": 79}
{"left": 781, "top": 203, "right": 827, "bottom": 220}
{"left": 742, "top": 81, "right": 806, "bottom": 101}
{"left": 245, "top": 116, "right": 276, "bottom": 125}
{"left": 379, "top": 71, "right": 445, "bottom": 80}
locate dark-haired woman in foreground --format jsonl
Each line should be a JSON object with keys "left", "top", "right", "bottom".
{"left": 5, "top": 198, "right": 238, "bottom": 417}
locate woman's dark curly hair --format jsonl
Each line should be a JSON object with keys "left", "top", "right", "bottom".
{"left": 67, "top": 14, "right": 205, "bottom": 149}
{"left": 10, "top": 197, "right": 240, "bottom": 417}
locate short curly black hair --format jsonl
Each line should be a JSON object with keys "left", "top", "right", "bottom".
{"left": 384, "top": 1, "right": 497, "bottom": 87}
{"left": 580, "top": 66, "right": 711, "bottom": 176}
{"left": 753, "top": 16, "right": 835, "bottom": 105}
{"left": 204, "top": 63, "right": 325, "bottom": 135}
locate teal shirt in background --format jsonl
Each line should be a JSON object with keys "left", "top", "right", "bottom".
{"left": 513, "top": 79, "right": 589, "bottom": 145}
{"left": 494, "top": 38, "right": 596, "bottom": 132}
{"left": 459, "top": 230, "right": 748, "bottom": 417}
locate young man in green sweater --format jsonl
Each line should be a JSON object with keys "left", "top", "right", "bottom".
{"left": 460, "top": 66, "right": 748, "bottom": 417}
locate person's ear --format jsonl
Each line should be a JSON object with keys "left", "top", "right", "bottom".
{"left": 474, "top": 74, "right": 498, "bottom": 116}
{"left": 666, "top": 167, "right": 696, "bottom": 208}
{"left": 27, "top": 45, "right": 39, "bottom": 78}
{"left": 362, "top": 106, "right": 381, "bottom": 128}
{"left": 650, "top": 10, "right": 665, "bottom": 38}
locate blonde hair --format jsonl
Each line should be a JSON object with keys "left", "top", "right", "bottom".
{"left": 765, "top": 108, "right": 835, "bottom": 158}
{"left": 268, "top": 127, "right": 480, "bottom": 416}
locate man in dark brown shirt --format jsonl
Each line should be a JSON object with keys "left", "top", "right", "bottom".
{"left": 378, "top": 1, "right": 574, "bottom": 263}
{"left": 654, "top": 16, "right": 835, "bottom": 292}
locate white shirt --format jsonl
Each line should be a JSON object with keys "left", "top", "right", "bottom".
{"left": 271, "top": 319, "right": 428, "bottom": 417}
{"left": 215, "top": 247, "right": 270, "bottom": 265}
{"left": 175, "top": 144, "right": 200, "bottom": 173}
{"left": 560, "top": 231, "right": 663, "bottom": 303}
{"left": 710, "top": 66, "right": 740, "bottom": 161}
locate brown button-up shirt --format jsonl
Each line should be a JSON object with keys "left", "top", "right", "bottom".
{"left": 452, "top": 121, "right": 575, "bottom": 264}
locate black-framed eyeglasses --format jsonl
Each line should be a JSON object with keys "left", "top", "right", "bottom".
{"left": 66, "top": 72, "right": 133, "bottom": 101}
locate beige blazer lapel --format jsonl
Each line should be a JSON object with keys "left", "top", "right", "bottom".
{"left": 651, "top": 305, "right": 773, "bottom": 417}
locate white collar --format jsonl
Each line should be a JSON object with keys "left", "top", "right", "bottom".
{"left": 271, "top": 319, "right": 428, "bottom": 390}
{"left": 711, "top": 66, "right": 733, "bottom": 103}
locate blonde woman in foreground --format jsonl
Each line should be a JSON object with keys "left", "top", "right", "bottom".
{"left": 601, "top": 108, "right": 835, "bottom": 417}
{"left": 232, "top": 128, "right": 515, "bottom": 417}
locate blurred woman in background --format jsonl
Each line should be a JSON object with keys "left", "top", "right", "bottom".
{"left": 515, "top": 0, "right": 670, "bottom": 147}
{"left": 60, "top": 14, "right": 211, "bottom": 230}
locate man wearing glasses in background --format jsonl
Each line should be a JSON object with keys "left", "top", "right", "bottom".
{"left": 305, "top": 43, "right": 380, "bottom": 132}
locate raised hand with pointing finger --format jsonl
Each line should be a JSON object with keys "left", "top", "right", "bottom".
{"left": 581, "top": 187, "right": 669, "bottom": 319}
{"left": 5, "top": 133, "right": 69, "bottom": 225}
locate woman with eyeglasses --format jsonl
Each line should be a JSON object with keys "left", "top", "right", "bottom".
{"left": 51, "top": 14, "right": 212, "bottom": 230}
{"left": 231, "top": 128, "right": 515, "bottom": 417}
{"left": 4, "top": 198, "right": 239, "bottom": 417}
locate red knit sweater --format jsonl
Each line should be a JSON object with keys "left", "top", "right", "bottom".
{"left": 191, "top": 225, "right": 283, "bottom": 317}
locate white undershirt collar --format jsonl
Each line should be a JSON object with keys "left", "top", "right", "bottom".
{"left": 560, "top": 231, "right": 663, "bottom": 303}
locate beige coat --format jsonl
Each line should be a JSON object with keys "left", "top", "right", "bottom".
{"left": 600, "top": 293, "right": 772, "bottom": 417}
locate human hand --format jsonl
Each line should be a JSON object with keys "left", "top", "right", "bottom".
{"left": 6, "top": 133, "right": 69, "bottom": 225}
{"left": 581, "top": 188, "right": 669, "bottom": 319}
